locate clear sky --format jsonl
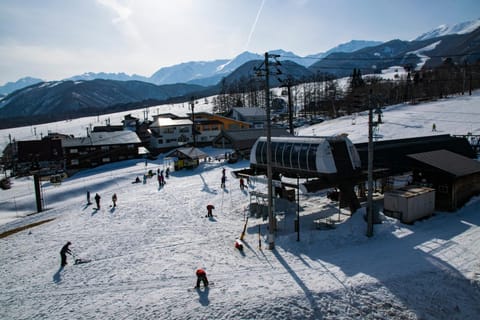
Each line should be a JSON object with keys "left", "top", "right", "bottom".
{"left": 0, "top": 0, "right": 478, "bottom": 85}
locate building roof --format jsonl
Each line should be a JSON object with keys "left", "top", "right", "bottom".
{"left": 407, "top": 149, "right": 480, "bottom": 177}
{"left": 213, "top": 128, "right": 292, "bottom": 151}
{"left": 166, "top": 147, "right": 208, "bottom": 160}
{"left": 232, "top": 107, "right": 266, "bottom": 117}
{"left": 62, "top": 131, "right": 141, "bottom": 148}
{"left": 151, "top": 117, "right": 192, "bottom": 127}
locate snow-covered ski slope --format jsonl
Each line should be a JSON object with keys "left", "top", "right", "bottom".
{"left": 1, "top": 92, "right": 480, "bottom": 319}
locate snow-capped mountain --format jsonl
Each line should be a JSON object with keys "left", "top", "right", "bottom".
{"left": 415, "top": 18, "right": 480, "bottom": 41}
{"left": 66, "top": 72, "right": 149, "bottom": 83}
{"left": 0, "top": 77, "right": 43, "bottom": 96}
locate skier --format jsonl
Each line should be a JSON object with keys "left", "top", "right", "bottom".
{"left": 206, "top": 204, "right": 215, "bottom": 218}
{"left": 195, "top": 268, "right": 209, "bottom": 288}
{"left": 432, "top": 123, "right": 437, "bottom": 132}
{"left": 112, "top": 193, "right": 117, "bottom": 207}
{"left": 239, "top": 177, "right": 245, "bottom": 190}
{"left": 165, "top": 167, "right": 170, "bottom": 178}
{"left": 94, "top": 193, "right": 101, "bottom": 209}
{"left": 160, "top": 170, "right": 165, "bottom": 185}
{"left": 60, "top": 241, "right": 72, "bottom": 267}
{"left": 86, "top": 191, "right": 91, "bottom": 205}
{"left": 157, "top": 173, "right": 162, "bottom": 187}
{"left": 221, "top": 175, "right": 226, "bottom": 188}
{"left": 235, "top": 238, "right": 244, "bottom": 251}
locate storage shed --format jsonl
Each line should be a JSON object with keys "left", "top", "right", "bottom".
{"left": 383, "top": 186, "right": 435, "bottom": 224}
{"left": 166, "top": 147, "right": 208, "bottom": 170}
{"left": 407, "top": 149, "right": 480, "bottom": 211}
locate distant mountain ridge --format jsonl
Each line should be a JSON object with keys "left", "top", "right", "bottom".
{"left": 0, "top": 80, "right": 205, "bottom": 128}
{"left": 0, "top": 77, "right": 43, "bottom": 96}
{"left": 415, "top": 19, "right": 480, "bottom": 41}
{"left": 0, "top": 41, "right": 381, "bottom": 95}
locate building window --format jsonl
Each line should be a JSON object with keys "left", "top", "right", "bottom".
{"left": 438, "top": 184, "right": 449, "bottom": 193}
{"left": 71, "top": 159, "right": 79, "bottom": 165}
{"left": 101, "top": 146, "right": 109, "bottom": 151}
{"left": 179, "top": 127, "right": 190, "bottom": 133}
{"left": 102, "top": 157, "right": 110, "bottom": 163}
{"left": 70, "top": 149, "right": 78, "bottom": 154}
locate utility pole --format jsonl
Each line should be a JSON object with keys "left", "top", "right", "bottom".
{"left": 366, "top": 96, "right": 374, "bottom": 237}
{"left": 280, "top": 78, "right": 295, "bottom": 135}
{"left": 190, "top": 96, "right": 196, "bottom": 147}
{"left": 255, "top": 52, "right": 282, "bottom": 250}
{"left": 366, "top": 90, "right": 382, "bottom": 237}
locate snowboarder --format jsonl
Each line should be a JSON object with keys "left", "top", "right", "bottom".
{"left": 195, "top": 268, "right": 209, "bottom": 288}
{"left": 94, "top": 193, "right": 101, "bottom": 209}
{"left": 86, "top": 191, "right": 91, "bottom": 205}
{"left": 206, "top": 204, "right": 215, "bottom": 217}
{"left": 60, "top": 241, "right": 72, "bottom": 267}
{"left": 112, "top": 193, "right": 117, "bottom": 207}
{"left": 165, "top": 167, "right": 170, "bottom": 178}
{"left": 133, "top": 176, "right": 141, "bottom": 184}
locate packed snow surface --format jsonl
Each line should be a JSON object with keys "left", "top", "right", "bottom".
{"left": 1, "top": 92, "right": 480, "bottom": 319}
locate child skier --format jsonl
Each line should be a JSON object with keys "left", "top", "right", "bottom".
{"left": 60, "top": 241, "right": 72, "bottom": 267}
{"left": 206, "top": 204, "right": 215, "bottom": 218}
{"left": 94, "top": 193, "right": 101, "bottom": 209}
{"left": 195, "top": 268, "right": 209, "bottom": 288}
{"left": 112, "top": 193, "right": 117, "bottom": 207}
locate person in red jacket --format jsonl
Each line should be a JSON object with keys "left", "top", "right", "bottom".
{"left": 195, "top": 268, "right": 209, "bottom": 288}
{"left": 206, "top": 204, "right": 215, "bottom": 218}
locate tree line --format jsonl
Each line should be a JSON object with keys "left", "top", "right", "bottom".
{"left": 212, "top": 58, "right": 480, "bottom": 118}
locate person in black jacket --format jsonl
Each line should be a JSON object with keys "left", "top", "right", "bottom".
{"left": 60, "top": 242, "right": 72, "bottom": 267}
{"left": 94, "top": 193, "right": 101, "bottom": 209}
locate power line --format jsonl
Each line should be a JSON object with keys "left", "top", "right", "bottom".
{"left": 278, "top": 51, "right": 480, "bottom": 63}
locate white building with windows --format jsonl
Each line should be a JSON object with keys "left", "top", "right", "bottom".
{"left": 148, "top": 116, "right": 193, "bottom": 152}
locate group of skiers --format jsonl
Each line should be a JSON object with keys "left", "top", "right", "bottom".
{"left": 87, "top": 191, "right": 117, "bottom": 209}
{"left": 66, "top": 164, "right": 247, "bottom": 288}
{"left": 157, "top": 168, "right": 169, "bottom": 187}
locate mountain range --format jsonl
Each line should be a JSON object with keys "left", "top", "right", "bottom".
{"left": 0, "top": 19, "right": 479, "bottom": 129}
{"left": 0, "top": 40, "right": 383, "bottom": 96}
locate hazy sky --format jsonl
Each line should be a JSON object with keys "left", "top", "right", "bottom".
{"left": 0, "top": 0, "right": 478, "bottom": 85}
